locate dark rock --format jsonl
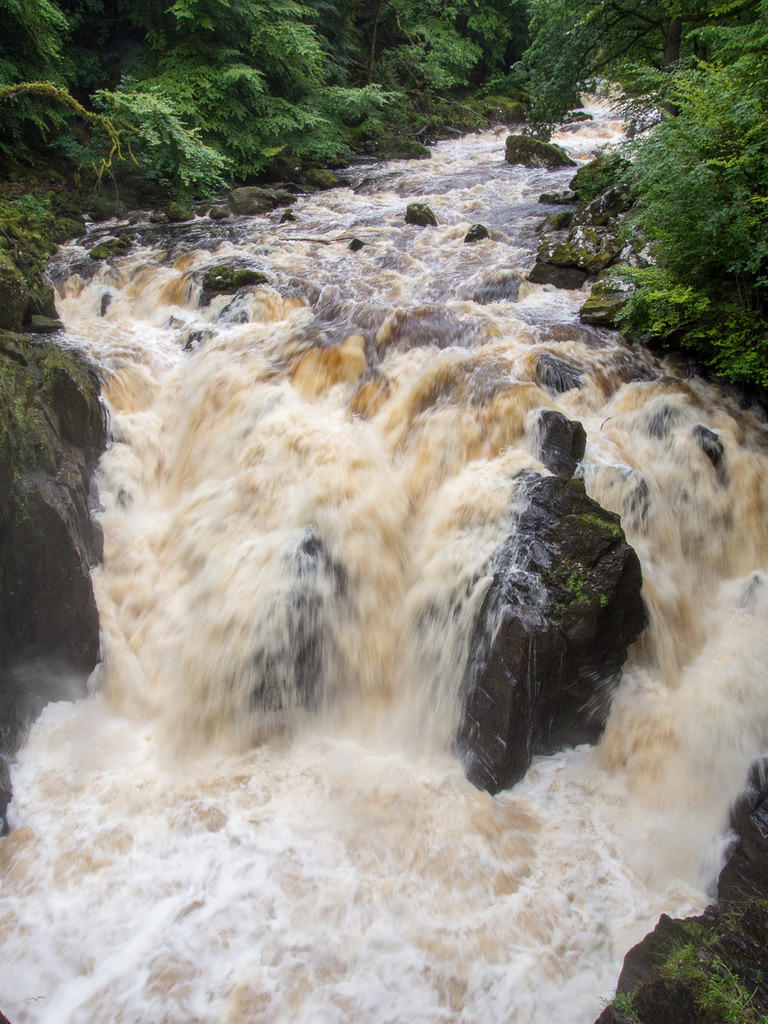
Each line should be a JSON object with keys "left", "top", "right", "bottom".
{"left": 348, "top": 238, "right": 367, "bottom": 252}
{"left": 89, "top": 234, "right": 131, "bottom": 261}
{"left": 464, "top": 223, "right": 489, "bottom": 243}
{"left": 228, "top": 186, "right": 296, "bottom": 216}
{"left": 208, "top": 205, "right": 230, "bottom": 220}
{"left": 0, "top": 333, "right": 106, "bottom": 753}
{"left": 536, "top": 353, "right": 585, "bottom": 394}
{"left": 100, "top": 292, "right": 112, "bottom": 317}
{"left": 534, "top": 409, "right": 586, "bottom": 478}
{"left": 149, "top": 211, "right": 169, "bottom": 225}
{"left": 505, "top": 134, "right": 576, "bottom": 169}
{"left": 201, "top": 265, "right": 268, "bottom": 303}
{"left": 405, "top": 203, "right": 438, "bottom": 227}
{"left": 0, "top": 755, "right": 10, "bottom": 836}
{"left": 528, "top": 262, "right": 589, "bottom": 289}
{"left": 458, "top": 472, "right": 646, "bottom": 793}
{"left": 598, "top": 753, "right": 768, "bottom": 1023}
{"left": 248, "top": 528, "right": 346, "bottom": 712}
{"left": 693, "top": 424, "right": 727, "bottom": 485}
{"left": 473, "top": 273, "right": 523, "bottom": 304}
{"left": 280, "top": 210, "right": 296, "bottom": 223}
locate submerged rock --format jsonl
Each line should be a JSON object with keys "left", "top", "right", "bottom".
{"left": 505, "top": 134, "right": 576, "bottom": 169}
{"left": 458, "top": 472, "right": 646, "bottom": 793}
{"left": 0, "top": 333, "right": 106, "bottom": 753}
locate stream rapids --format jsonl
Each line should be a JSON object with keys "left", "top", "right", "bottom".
{"left": 1, "top": 103, "right": 768, "bottom": 1024}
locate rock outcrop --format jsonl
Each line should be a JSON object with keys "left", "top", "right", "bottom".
{"left": 458, "top": 472, "right": 646, "bottom": 793}
{"left": 597, "top": 757, "right": 768, "bottom": 1024}
{"left": 0, "top": 332, "right": 106, "bottom": 753}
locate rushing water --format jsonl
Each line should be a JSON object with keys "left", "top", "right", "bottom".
{"left": 2, "top": 103, "right": 768, "bottom": 1024}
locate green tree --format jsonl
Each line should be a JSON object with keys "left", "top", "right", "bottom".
{"left": 618, "top": 51, "right": 768, "bottom": 385}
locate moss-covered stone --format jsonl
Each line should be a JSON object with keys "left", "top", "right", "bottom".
{"left": 405, "top": 202, "right": 438, "bottom": 227}
{"left": 201, "top": 265, "right": 268, "bottom": 302}
{"left": 167, "top": 201, "right": 194, "bottom": 222}
{"left": 538, "top": 225, "right": 619, "bottom": 276}
{"left": 302, "top": 167, "right": 341, "bottom": 190}
{"left": 364, "top": 134, "right": 431, "bottom": 160}
{"left": 89, "top": 234, "right": 132, "bottom": 260}
{"left": 570, "top": 153, "right": 630, "bottom": 204}
{"left": 505, "top": 134, "right": 576, "bottom": 169}
{"left": 464, "top": 223, "right": 489, "bottom": 243}
{"left": 208, "top": 205, "right": 230, "bottom": 220}
{"left": 478, "top": 96, "right": 528, "bottom": 124}
{"left": 580, "top": 272, "right": 635, "bottom": 326}
{"left": 0, "top": 253, "right": 28, "bottom": 332}
{"left": 228, "top": 186, "right": 296, "bottom": 216}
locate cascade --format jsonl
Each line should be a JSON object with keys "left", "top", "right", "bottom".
{"left": 1, "top": 103, "right": 768, "bottom": 1024}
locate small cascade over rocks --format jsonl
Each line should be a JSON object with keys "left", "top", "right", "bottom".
{"left": 1, "top": 102, "right": 768, "bottom": 1024}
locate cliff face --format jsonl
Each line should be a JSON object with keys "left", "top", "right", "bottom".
{"left": 0, "top": 331, "right": 106, "bottom": 756}
{"left": 597, "top": 759, "right": 768, "bottom": 1024}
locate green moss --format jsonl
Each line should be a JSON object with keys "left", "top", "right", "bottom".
{"left": 580, "top": 511, "right": 624, "bottom": 540}
{"left": 201, "top": 265, "right": 268, "bottom": 302}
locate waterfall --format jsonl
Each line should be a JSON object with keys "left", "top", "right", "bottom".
{"left": 1, "top": 102, "right": 767, "bottom": 1024}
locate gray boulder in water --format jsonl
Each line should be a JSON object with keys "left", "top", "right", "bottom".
{"left": 458, "top": 472, "right": 646, "bottom": 793}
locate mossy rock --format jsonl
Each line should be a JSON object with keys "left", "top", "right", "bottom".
{"left": 579, "top": 272, "right": 635, "bottom": 326}
{"left": 89, "top": 234, "right": 131, "bottom": 261}
{"left": 405, "top": 202, "right": 438, "bottom": 227}
{"left": 464, "top": 223, "right": 490, "bottom": 243}
{"left": 228, "top": 187, "right": 296, "bottom": 216}
{"left": 478, "top": 96, "right": 528, "bottom": 124}
{"left": 167, "top": 201, "right": 194, "bottom": 222}
{"left": 570, "top": 153, "right": 630, "bottom": 204}
{"left": 201, "top": 265, "right": 268, "bottom": 302}
{"left": 538, "top": 210, "right": 573, "bottom": 233}
{"left": 505, "top": 134, "right": 576, "bottom": 169}
{"left": 366, "top": 134, "right": 431, "bottom": 160}
{"left": 0, "top": 253, "right": 29, "bottom": 332}
{"left": 208, "top": 205, "right": 230, "bottom": 221}
{"left": 538, "top": 225, "right": 619, "bottom": 276}
{"left": 302, "top": 167, "right": 341, "bottom": 190}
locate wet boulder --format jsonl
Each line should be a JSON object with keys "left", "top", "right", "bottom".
{"left": 528, "top": 262, "right": 589, "bottom": 290}
{"left": 458, "top": 472, "right": 646, "bottom": 793}
{"left": 228, "top": 186, "right": 296, "bottom": 216}
{"left": 201, "top": 265, "right": 268, "bottom": 303}
{"left": 89, "top": 234, "right": 131, "bottom": 261}
{"left": 533, "top": 409, "right": 586, "bottom": 479}
{"left": 0, "top": 333, "right": 106, "bottom": 753}
{"left": 579, "top": 272, "right": 635, "bottom": 326}
{"left": 505, "top": 134, "right": 576, "bottom": 169}
{"left": 464, "top": 223, "right": 489, "bottom": 243}
{"left": 405, "top": 203, "right": 438, "bottom": 227}
{"left": 536, "top": 353, "right": 585, "bottom": 394}
{"left": 538, "top": 224, "right": 620, "bottom": 277}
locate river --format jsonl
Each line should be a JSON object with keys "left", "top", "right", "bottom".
{"left": 1, "top": 102, "right": 768, "bottom": 1024}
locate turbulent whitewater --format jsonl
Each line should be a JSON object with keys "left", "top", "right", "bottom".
{"left": 2, "top": 104, "right": 768, "bottom": 1024}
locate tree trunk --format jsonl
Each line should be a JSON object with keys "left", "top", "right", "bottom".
{"left": 663, "top": 17, "right": 682, "bottom": 68}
